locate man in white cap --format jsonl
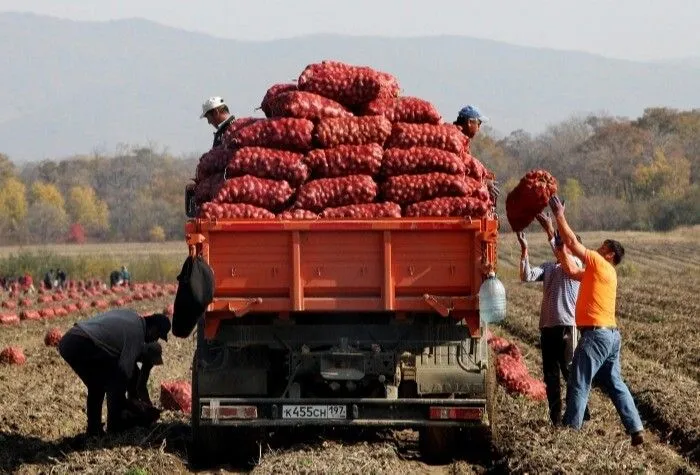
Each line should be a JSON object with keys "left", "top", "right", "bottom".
{"left": 200, "top": 96, "right": 235, "bottom": 148}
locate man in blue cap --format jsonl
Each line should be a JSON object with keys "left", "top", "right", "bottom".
{"left": 454, "top": 105, "right": 488, "bottom": 153}
{"left": 454, "top": 105, "right": 499, "bottom": 202}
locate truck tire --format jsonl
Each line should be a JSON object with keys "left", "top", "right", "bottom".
{"left": 189, "top": 350, "right": 262, "bottom": 469}
{"left": 189, "top": 351, "right": 222, "bottom": 468}
{"left": 419, "top": 353, "right": 496, "bottom": 464}
{"left": 457, "top": 355, "right": 497, "bottom": 464}
{"left": 419, "top": 426, "right": 458, "bottom": 463}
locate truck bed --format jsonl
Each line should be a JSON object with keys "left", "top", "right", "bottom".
{"left": 185, "top": 217, "right": 498, "bottom": 339}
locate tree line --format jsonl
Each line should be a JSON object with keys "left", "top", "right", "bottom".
{"left": 0, "top": 107, "right": 698, "bottom": 244}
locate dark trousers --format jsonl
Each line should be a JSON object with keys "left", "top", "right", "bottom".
{"left": 540, "top": 325, "right": 582, "bottom": 425}
{"left": 58, "top": 327, "right": 128, "bottom": 433}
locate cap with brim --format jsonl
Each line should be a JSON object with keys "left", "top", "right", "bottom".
{"left": 146, "top": 313, "right": 171, "bottom": 342}
{"left": 457, "top": 105, "right": 489, "bottom": 123}
{"left": 200, "top": 97, "right": 227, "bottom": 119}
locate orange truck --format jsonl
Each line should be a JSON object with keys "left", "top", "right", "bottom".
{"left": 184, "top": 213, "right": 500, "bottom": 462}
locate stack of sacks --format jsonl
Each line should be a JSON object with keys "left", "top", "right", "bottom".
{"left": 191, "top": 60, "right": 495, "bottom": 219}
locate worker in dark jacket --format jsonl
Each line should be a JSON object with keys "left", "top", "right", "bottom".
{"left": 200, "top": 96, "right": 235, "bottom": 148}
{"left": 58, "top": 310, "right": 171, "bottom": 436}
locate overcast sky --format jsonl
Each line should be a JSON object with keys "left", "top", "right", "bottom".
{"left": 1, "top": 0, "right": 698, "bottom": 61}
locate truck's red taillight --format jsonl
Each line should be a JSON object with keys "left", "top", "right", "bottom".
{"left": 429, "top": 406, "right": 483, "bottom": 421}
{"left": 201, "top": 403, "right": 258, "bottom": 420}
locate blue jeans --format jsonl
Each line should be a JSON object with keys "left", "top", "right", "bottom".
{"left": 563, "top": 328, "right": 643, "bottom": 433}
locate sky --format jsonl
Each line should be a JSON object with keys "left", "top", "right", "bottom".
{"left": 2, "top": 0, "right": 699, "bottom": 62}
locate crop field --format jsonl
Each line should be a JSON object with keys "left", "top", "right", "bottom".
{"left": 1, "top": 227, "right": 698, "bottom": 474}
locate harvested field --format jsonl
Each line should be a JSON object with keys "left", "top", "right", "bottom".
{"left": 0, "top": 242, "right": 185, "bottom": 258}
{"left": 1, "top": 226, "right": 699, "bottom": 473}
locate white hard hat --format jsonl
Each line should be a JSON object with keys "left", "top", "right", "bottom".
{"left": 200, "top": 96, "right": 227, "bottom": 119}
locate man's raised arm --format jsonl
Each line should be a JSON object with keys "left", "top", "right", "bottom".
{"left": 549, "top": 195, "right": 587, "bottom": 261}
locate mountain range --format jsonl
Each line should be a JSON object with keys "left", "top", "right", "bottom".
{"left": 1, "top": 12, "right": 699, "bottom": 162}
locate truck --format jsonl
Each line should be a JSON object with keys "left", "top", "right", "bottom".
{"left": 183, "top": 198, "right": 500, "bottom": 463}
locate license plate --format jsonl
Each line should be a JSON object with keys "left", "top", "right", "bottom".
{"left": 282, "top": 405, "right": 347, "bottom": 419}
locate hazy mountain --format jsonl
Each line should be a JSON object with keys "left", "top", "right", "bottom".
{"left": 2, "top": 12, "right": 699, "bottom": 162}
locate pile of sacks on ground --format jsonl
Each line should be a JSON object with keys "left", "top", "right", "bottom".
{"left": 486, "top": 329, "right": 547, "bottom": 401}
{"left": 192, "top": 60, "right": 494, "bottom": 220}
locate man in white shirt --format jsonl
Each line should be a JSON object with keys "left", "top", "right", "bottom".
{"left": 518, "top": 213, "right": 588, "bottom": 425}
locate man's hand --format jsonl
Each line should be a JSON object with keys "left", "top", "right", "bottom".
{"left": 535, "top": 212, "right": 555, "bottom": 237}
{"left": 549, "top": 195, "right": 565, "bottom": 217}
{"left": 516, "top": 231, "right": 527, "bottom": 250}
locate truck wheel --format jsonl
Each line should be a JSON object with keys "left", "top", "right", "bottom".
{"left": 485, "top": 351, "right": 497, "bottom": 433}
{"left": 458, "top": 356, "right": 497, "bottom": 464}
{"left": 189, "top": 351, "right": 221, "bottom": 468}
{"left": 419, "top": 427, "right": 458, "bottom": 464}
{"left": 189, "top": 352, "right": 262, "bottom": 469}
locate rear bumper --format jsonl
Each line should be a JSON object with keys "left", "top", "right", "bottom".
{"left": 197, "top": 397, "right": 488, "bottom": 428}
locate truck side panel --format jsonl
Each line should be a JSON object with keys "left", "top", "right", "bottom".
{"left": 187, "top": 218, "right": 495, "bottom": 317}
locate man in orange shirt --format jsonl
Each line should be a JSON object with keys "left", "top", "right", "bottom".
{"left": 548, "top": 195, "right": 644, "bottom": 446}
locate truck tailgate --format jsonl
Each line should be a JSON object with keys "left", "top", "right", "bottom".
{"left": 186, "top": 217, "right": 498, "bottom": 337}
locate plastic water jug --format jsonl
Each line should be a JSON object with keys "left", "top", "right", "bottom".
{"left": 479, "top": 271, "right": 506, "bottom": 324}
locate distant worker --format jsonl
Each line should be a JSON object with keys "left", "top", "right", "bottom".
{"left": 43, "top": 269, "right": 55, "bottom": 290}
{"left": 56, "top": 269, "right": 67, "bottom": 289}
{"left": 109, "top": 266, "right": 131, "bottom": 288}
{"left": 548, "top": 195, "right": 644, "bottom": 446}
{"left": 121, "top": 265, "right": 131, "bottom": 286}
{"left": 109, "top": 270, "right": 122, "bottom": 288}
{"left": 453, "top": 104, "right": 500, "bottom": 203}
{"left": 200, "top": 96, "right": 235, "bottom": 148}
{"left": 20, "top": 272, "right": 35, "bottom": 294}
{"left": 58, "top": 309, "right": 171, "bottom": 436}
{"left": 518, "top": 213, "right": 589, "bottom": 426}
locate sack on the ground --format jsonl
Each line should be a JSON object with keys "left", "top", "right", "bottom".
{"left": 160, "top": 380, "right": 192, "bottom": 413}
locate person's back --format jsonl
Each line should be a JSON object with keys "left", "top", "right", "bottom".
{"left": 76, "top": 309, "right": 146, "bottom": 378}
{"left": 536, "top": 261, "right": 580, "bottom": 328}
{"left": 59, "top": 311, "right": 171, "bottom": 435}
{"left": 110, "top": 270, "right": 122, "bottom": 287}
{"left": 576, "top": 250, "right": 617, "bottom": 328}
{"left": 44, "top": 270, "right": 54, "bottom": 289}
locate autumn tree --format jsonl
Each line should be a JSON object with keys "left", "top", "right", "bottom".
{"left": 0, "top": 176, "right": 28, "bottom": 237}
{"left": 30, "top": 181, "right": 65, "bottom": 208}
{"left": 66, "top": 185, "right": 110, "bottom": 235}
{"left": 578, "top": 122, "right": 653, "bottom": 200}
{"left": 149, "top": 225, "right": 166, "bottom": 242}
{"left": 0, "top": 153, "right": 15, "bottom": 182}
{"left": 633, "top": 149, "right": 692, "bottom": 200}
{"left": 27, "top": 181, "right": 68, "bottom": 242}
{"left": 25, "top": 202, "right": 69, "bottom": 243}
{"left": 559, "top": 178, "right": 585, "bottom": 226}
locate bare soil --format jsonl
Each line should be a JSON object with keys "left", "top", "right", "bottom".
{"left": 1, "top": 227, "right": 699, "bottom": 473}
